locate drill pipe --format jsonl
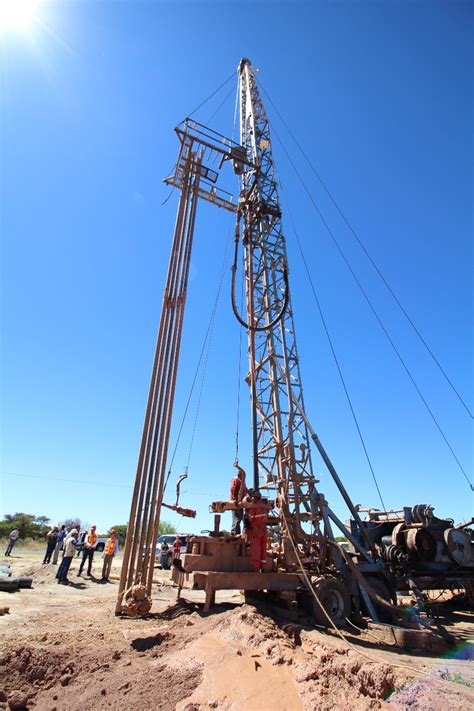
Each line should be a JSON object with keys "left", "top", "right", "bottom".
{"left": 116, "top": 150, "right": 201, "bottom": 613}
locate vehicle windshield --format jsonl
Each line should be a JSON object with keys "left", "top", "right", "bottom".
{"left": 157, "top": 535, "right": 175, "bottom": 545}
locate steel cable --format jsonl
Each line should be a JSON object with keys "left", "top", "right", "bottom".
{"left": 206, "top": 84, "right": 236, "bottom": 125}
{"left": 163, "top": 214, "right": 234, "bottom": 494}
{"left": 271, "top": 126, "right": 472, "bottom": 491}
{"left": 279, "top": 181, "right": 387, "bottom": 512}
{"left": 272, "top": 473, "right": 442, "bottom": 679}
{"left": 187, "top": 72, "right": 236, "bottom": 119}
{"left": 258, "top": 79, "right": 473, "bottom": 420}
{"left": 235, "top": 270, "right": 245, "bottom": 462}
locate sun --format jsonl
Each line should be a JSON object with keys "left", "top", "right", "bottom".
{"left": 0, "top": 0, "right": 39, "bottom": 33}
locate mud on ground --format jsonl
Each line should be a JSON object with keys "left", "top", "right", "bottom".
{"left": 0, "top": 555, "right": 473, "bottom": 710}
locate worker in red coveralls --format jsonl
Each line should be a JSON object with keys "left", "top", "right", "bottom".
{"left": 243, "top": 491, "right": 269, "bottom": 572}
{"left": 230, "top": 461, "right": 247, "bottom": 534}
{"left": 172, "top": 535, "right": 181, "bottom": 561}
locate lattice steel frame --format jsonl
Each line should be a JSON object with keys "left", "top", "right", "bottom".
{"left": 238, "top": 59, "right": 322, "bottom": 549}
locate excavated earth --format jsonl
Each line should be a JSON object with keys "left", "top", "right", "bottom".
{"left": 0, "top": 555, "right": 473, "bottom": 710}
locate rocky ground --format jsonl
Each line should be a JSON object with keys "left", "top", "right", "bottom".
{"left": 0, "top": 553, "right": 473, "bottom": 710}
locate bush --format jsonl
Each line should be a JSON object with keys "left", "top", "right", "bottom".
{"left": 107, "top": 521, "right": 177, "bottom": 546}
{"left": 1, "top": 513, "right": 51, "bottom": 540}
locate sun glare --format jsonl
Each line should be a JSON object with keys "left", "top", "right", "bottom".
{"left": 0, "top": 0, "right": 39, "bottom": 33}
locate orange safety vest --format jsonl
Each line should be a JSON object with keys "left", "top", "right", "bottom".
{"left": 87, "top": 532, "right": 98, "bottom": 547}
{"left": 105, "top": 537, "right": 116, "bottom": 555}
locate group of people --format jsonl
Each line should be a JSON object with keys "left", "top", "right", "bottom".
{"left": 230, "top": 462, "right": 270, "bottom": 572}
{"left": 51, "top": 525, "right": 119, "bottom": 585}
{"left": 5, "top": 462, "right": 267, "bottom": 587}
{"left": 1, "top": 523, "right": 120, "bottom": 586}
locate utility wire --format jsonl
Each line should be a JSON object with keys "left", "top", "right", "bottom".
{"left": 258, "top": 79, "right": 473, "bottom": 420}
{"left": 272, "top": 126, "right": 473, "bottom": 491}
{"left": 2, "top": 471, "right": 131, "bottom": 489}
{"left": 188, "top": 71, "right": 236, "bottom": 119}
{"left": 279, "top": 181, "right": 387, "bottom": 511}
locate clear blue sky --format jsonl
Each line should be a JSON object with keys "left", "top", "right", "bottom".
{"left": 1, "top": 1, "right": 472, "bottom": 535}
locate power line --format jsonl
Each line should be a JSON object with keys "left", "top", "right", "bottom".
{"left": 271, "top": 126, "right": 473, "bottom": 491}
{"left": 280, "top": 182, "right": 387, "bottom": 511}
{"left": 2, "top": 471, "right": 131, "bottom": 489}
{"left": 259, "top": 79, "right": 473, "bottom": 420}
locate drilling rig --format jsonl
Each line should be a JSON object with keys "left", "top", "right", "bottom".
{"left": 116, "top": 59, "right": 474, "bottom": 626}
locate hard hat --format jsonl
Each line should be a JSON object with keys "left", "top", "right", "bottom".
{"left": 91, "top": 524, "right": 97, "bottom": 529}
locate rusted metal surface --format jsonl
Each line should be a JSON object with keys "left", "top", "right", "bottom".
{"left": 210, "top": 500, "right": 274, "bottom": 513}
{"left": 444, "top": 527, "right": 474, "bottom": 566}
{"left": 161, "top": 502, "right": 196, "bottom": 518}
{"left": 173, "top": 568, "right": 304, "bottom": 612}
{"left": 117, "top": 59, "right": 473, "bottom": 633}
{"left": 367, "top": 622, "right": 454, "bottom": 654}
{"left": 177, "top": 535, "right": 253, "bottom": 574}
{"left": 116, "top": 148, "right": 203, "bottom": 615}
{"left": 174, "top": 570, "right": 304, "bottom": 591}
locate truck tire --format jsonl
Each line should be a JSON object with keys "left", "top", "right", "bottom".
{"left": 0, "top": 577, "right": 19, "bottom": 592}
{"left": 310, "top": 576, "right": 351, "bottom": 628}
{"left": 17, "top": 577, "right": 33, "bottom": 589}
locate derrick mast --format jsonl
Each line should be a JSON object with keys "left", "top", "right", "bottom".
{"left": 237, "top": 59, "right": 318, "bottom": 553}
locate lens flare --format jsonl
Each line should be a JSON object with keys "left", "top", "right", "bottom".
{"left": 0, "top": 0, "right": 39, "bottom": 33}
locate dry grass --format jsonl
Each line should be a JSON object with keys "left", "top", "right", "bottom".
{"left": 1, "top": 537, "right": 46, "bottom": 553}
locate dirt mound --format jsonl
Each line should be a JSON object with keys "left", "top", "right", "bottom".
{"left": 0, "top": 645, "right": 75, "bottom": 691}
{"left": 170, "top": 604, "right": 405, "bottom": 710}
{"left": 294, "top": 646, "right": 400, "bottom": 710}
{"left": 1, "top": 557, "right": 473, "bottom": 710}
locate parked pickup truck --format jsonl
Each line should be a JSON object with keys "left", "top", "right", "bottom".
{"left": 156, "top": 534, "right": 190, "bottom": 568}
{"left": 76, "top": 536, "right": 111, "bottom": 554}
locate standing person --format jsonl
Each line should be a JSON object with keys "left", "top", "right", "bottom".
{"left": 101, "top": 529, "right": 118, "bottom": 581}
{"left": 243, "top": 491, "right": 269, "bottom": 572}
{"left": 160, "top": 541, "right": 170, "bottom": 570}
{"left": 56, "top": 530, "right": 78, "bottom": 585}
{"left": 52, "top": 524, "right": 67, "bottom": 565}
{"left": 77, "top": 525, "right": 98, "bottom": 577}
{"left": 43, "top": 526, "right": 59, "bottom": 564}
{"left": 172, "top": 535, "right": 181, "bottom": 560}
{"left": 76, "top": 528, "right": 87, "bottom": 557}
{"left": 5, "top": 529, "right": 19, "bottom": 556}
{"left": 230, "top": 462, "right": 247, "bottom": 534}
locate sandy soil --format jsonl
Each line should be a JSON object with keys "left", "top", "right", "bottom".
{"left": 0, "top": 554, "right": 473, "bottom": 710}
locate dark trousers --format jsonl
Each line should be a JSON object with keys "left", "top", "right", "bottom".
{"left": 5, "top": 540, "right": 16, "bottom": 556}
{"left": 43, "top": 542, "right": 56, "bottom": 564}
{"left": 56, "top": 556, "right": 73, "bottom": 581}
{"left": 78, "top": 548, "right": 94, "bottom": 575}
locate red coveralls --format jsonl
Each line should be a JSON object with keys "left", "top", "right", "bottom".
{"left": 246, "top": 506, "right": 269, "bottom": 572}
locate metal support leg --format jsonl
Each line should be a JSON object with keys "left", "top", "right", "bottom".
{"left": 204, "top": 586, "right": 216, "bottom": 612}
